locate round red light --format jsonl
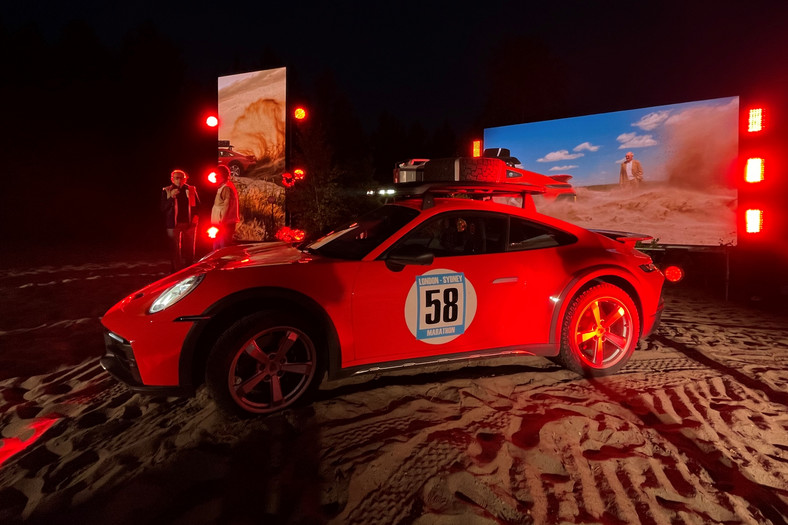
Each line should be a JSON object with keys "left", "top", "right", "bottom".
{"left": 664, "top": 265, "right": 684, "bottom": 283}
{"left": 294, "top": 107, "right": 307, "bottom": 120}
{"left": 205, "top": 116, "right": 219, "bottom": 127}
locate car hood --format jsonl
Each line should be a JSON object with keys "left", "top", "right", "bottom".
{"left": 199, "top": 242, "right": 309, "bottom": 270}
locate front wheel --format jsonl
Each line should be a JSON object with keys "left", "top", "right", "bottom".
{"left": 229, "top": 162, "right": 243, "bottom": 177}
{"left": 206, "top": 312, "right": 322, "bottom": 417}
{"left": 558, "top": 283, "right": 640, "bottom": 377}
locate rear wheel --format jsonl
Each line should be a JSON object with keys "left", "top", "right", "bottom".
{"left": 206, "top": 312, "right": 322, "bottom": 417}
{"left": 558, "top": 283, "right": 639, "bottom": 376}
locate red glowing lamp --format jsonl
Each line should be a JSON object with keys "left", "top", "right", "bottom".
{"left": 472, "top": 140, "right": 482, "bottom": 158}
{"left": 745, "top": 209, "right": 763, "bottom": 234}
{"left": 745, "top": 158, "right": 764, "bottom": 183}
{"left": 747, "top": 108, "right": 763, "bottom": 133}
{"left": 207, "top": 226, "right": 219, "bottom": 239}
{"left": 294, "top": 107, "right": 307, "bottom": 121}
{"left": 205, "top": 115, "right": 219, "bottom": 128}
{"left": 275, "top": 226, "right": 306, "bottom": 243}
{"left": 664, "top": 265, "right": 684, "bottom": 283}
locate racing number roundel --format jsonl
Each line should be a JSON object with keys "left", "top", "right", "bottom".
{"left": 404, "top": 269, "right": 477, "bottom": 345}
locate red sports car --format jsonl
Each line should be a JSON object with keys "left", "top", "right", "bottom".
{"left": 218, "top": 146, "right": 256, "bottom": 177}
{"left": 101, "top": 183, "right": 664, "bottom": 416}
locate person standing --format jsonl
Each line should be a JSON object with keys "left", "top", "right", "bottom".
{"left": 162, "top": 169, "right": 201, "bottom": 271}
{"left": 619, "top": 151, "right": 644, "bottom": 189}
{"left": 211, "top": 165, "right": 240, "bottom": 250}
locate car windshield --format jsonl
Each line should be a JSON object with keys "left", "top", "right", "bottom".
{"left": 305, "top": 205, "right": 420, "bottom": 260}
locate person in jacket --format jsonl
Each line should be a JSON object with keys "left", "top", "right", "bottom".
{"left": 211, "top": 165, "right": 240, "bottom": 250}
{"left": 619, "top": 151, "right": 644, "bottom": 189}
{"left": 161, "top": 169, "right": 201, "bottom": 271}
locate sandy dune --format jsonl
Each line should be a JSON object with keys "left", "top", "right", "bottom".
{"left": 539, "top": 185, "right": 738, "bottom": 246}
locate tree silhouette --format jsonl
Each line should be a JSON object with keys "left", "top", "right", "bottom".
{"left": 286, "top": 71, "right": 376, "bottom": 236}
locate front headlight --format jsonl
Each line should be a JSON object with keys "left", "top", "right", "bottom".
{"left": 148, "top": 274, "right": 205, "bottom": 314}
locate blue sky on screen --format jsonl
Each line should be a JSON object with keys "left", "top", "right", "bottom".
{"left": 484, "top": 96, "right": 738, "bottom": 187}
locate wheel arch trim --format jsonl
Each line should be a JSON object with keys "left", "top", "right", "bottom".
{"left": 550, "top": 266, "right": 644, "bottom": 346}
{"left": 177, "top": 287, "right": 341, "bottom": 391}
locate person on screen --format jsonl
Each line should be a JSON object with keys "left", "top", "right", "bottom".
{"left": 211, "top": 165, "right": 240, "bottom": 250}
{"left": 162, "top": 169, "right": 201, "bottom": 272}
{"left": 619, "top": 151, "right": 644, "bottom": 189}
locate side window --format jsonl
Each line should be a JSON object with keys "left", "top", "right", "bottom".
{"left": 396, "top": 213, "right": 507, "bottom": 257}
{"left": 508, "top": 217, "right": 576, "bottom": 251}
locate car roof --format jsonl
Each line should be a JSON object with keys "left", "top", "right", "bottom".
{"left": 393, "top": 196, "right": 530, "bottom": 215}
{"left": 387, "top": 182, "right": 583, "bottom": 233}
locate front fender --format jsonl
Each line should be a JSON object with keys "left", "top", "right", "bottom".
{"left": 177, "top": 287, "right": 342, "bottom": 390}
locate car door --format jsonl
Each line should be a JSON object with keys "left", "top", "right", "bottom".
{"left": 350, "top": 211, "right": 562, "bottom": 366}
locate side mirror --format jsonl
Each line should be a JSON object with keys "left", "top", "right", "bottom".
{"left": 385, "top": 246, "right": 434, "bottom": 272}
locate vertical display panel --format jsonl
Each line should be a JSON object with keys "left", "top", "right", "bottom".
{"left": 484, "top": 97, "right": 739, "bottom": 246}
{"left": 218, "top": 67, "right": 287, "bottom": 240}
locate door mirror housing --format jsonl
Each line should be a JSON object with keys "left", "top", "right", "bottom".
{"left": 385, "top": 246, "right": 435, "bottom": 272}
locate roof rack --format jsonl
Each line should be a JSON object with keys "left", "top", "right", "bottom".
{"left": 392, "top": 181, "right": 545, "bottom": 210}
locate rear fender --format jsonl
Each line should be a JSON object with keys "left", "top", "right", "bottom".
{"left": 550, "top": 266, "right": 643, "bottom": 347}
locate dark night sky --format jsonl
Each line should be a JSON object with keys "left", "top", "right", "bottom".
{"left": 7, "top": 0, "right": 788, "bottom": 132}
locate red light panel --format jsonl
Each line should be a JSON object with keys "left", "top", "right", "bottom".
{"left": 745, "top": 158, "right": 764, "bottom": 183}
{"left": 747, "top": 108, "right": 763, "bottom": 132}
{"left": 745, "top": 209, "right": 763, "bottom": 233}
{"left": 472, "top": 140, "right": 482, "bottom": 158}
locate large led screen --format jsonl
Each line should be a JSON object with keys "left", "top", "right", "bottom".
{"left": 484, "top": 96, "right": 739, "bottom": 246}
{"left": 218, "top": 67, "right": 287, "bottom": 241}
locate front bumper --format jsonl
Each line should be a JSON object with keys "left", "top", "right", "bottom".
{"left": 101, "top": 330, "right": 187, "bottom": 396}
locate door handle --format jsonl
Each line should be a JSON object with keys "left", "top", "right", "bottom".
{"left": 492, "top": 277, "right": 519, "bottom": 284}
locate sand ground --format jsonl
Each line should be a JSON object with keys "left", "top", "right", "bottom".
{"left": 1, "top": 251, "right": 788, "bottom": 524}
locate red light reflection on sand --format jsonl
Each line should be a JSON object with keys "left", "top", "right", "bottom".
{"left": 0, "top": 417, "right": 60, "bottom": 468}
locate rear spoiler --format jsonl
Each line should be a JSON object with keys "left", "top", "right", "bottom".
{"left": 590, "top": 229, "right": 653, "bottom": 248}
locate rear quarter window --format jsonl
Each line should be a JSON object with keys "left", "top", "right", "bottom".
{"left": 508, "top": 217, "right": 576, "bottom": 251}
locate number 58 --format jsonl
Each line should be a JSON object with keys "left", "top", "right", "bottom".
{"left": 424, "top": 288, "right": 459, "bottom": 324}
